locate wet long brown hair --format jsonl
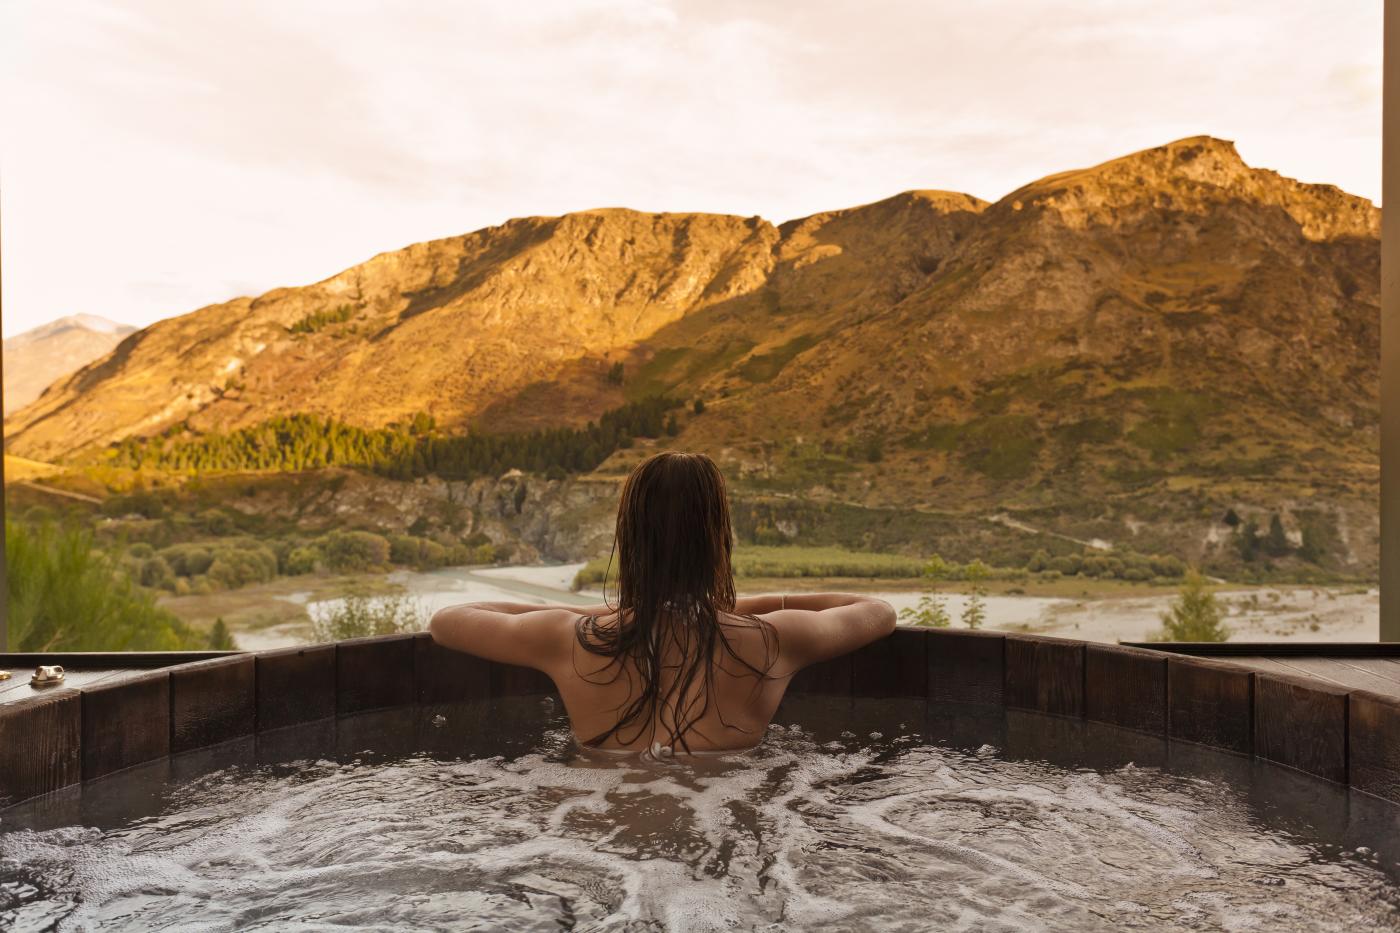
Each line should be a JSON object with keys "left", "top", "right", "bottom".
{"left": 575, "top": 451, "right": 777, "bottom": 751}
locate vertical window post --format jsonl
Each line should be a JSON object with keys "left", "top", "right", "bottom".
{"left": 1384, "top": 0, "right": 1400, "bottom": 641}
{"left": 0, "top": 209, "right": 7, "bottom": 651}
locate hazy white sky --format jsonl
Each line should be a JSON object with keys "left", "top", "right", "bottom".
{"left": 0, "top": 0, "right": 1382, "bottom": 337}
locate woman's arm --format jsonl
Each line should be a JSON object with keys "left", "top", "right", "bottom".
{"left": 733, "top": 592, "right": 884, "bottom": 615}
{"left": 428, "top": 602, "right": 576, "bottom": 670}
{"left": 457, "top": 600, "right": 612, "bottom": 616}
{"left": 757, "top": 593, "right": 897, "bottom": 675}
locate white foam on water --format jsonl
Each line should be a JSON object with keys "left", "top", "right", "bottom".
{"left": 3, "top": 718, "right": 1399, "bottom": 931}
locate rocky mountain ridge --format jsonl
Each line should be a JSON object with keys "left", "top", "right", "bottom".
{"left": 4, "top": 137, "right": 1381, "bottom": 572}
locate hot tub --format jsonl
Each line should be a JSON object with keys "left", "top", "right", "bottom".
{"left": 2, "top": 630, "right": 1399, "bottom": 930}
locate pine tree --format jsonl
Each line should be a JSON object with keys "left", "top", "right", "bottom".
{"left": 961, "top": 559, "right": 989, "bottom": 630}
{"left": 207, "top": 617, "right": 237, "bottom": 650}
{"left": 1236, "top": 520, "right": 1260, "bottom": 562}
{"left": 1264, "top": 514, "right": 1291, "bottom": 557}
{"left": 1153, "top": 570, "right": 1229, "bottom": 642}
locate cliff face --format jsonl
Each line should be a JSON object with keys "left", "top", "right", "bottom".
{"left": 5, "top": 137, "right": 1380, "bottom": 566}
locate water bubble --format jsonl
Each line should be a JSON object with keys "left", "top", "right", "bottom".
{"left": 431, "top": 715, "right": 447, "bottom": 728}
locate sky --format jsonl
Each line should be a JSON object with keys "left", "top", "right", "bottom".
{"left": 0, "top": 0, "right": 1383, "bottom": 338}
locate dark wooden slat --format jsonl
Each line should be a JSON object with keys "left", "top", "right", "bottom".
{"left": 1005, "top": 634, "right": 1084, "bottom": 718}
{"left": 336, "top": 634, "right": 416, "bottom": 714}
{"left": 1085, "top": 644, "right": 1166, "bottom": 735}
{"left": 1350, "top": 690, "right": 1400, "bottom": 804}
{"left": 0, "top": 689, "right": 81, "bottom": 806}
{"left": 1253, "top": 672, "right": 1348, "bottom": 783}
{"left": 169, "top": 656, "right": 256, "bottom": 753}
{"left": 927, "top": 630, "right": 1004, "bottom": 706}
{"left": 257, "top": 645, "right": 336, "bottom": 731}
{"left": 787, "top": 653, "right": 853, "bottom": 698}
{"left": 1167, "top": 656, "right": 1253, "bottom": 754}
{"left": 81, "top": 671, "right": 171, "bottom": 781}
{"left": 413, "top": 633, "right": 492, "bottom": 705}
{"left": 489, "top": 662, "right": 556, "bottom": 697}
{"left": 852, "top": 629, "right": 927, "bottom": 698}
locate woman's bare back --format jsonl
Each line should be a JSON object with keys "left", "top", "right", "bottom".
{"left": 429, "top": 593, "right": 897, "bottom": 756}
{"left": 556, "top": 610, "right": 791, "bottom": 754}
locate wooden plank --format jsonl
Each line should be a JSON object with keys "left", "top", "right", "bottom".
{"left": 852, "top": 629, "right": 928, "bottom": 699}
{"left": 1225, "top": 656, "right": 1400, "bottom": 699}
{"left": 1167, "top": 656, "right": 1253, "bottom": 754}
{"left": 413, "top": 633, "right": 492, "bottom": 705}
{"left": 1276, "top": 657, "right": 1400, "bottom": 697}
{"left": 336, "top": 634, "right": 416, "bottom": 714}
{"left": 0, "top": 669, "right": 144, "bottom": 704}
{"left": 927, "top": 630, "right": 1004, "bottom": 706}
{"left": 1350, "top": 690, "right": 1400, "bottom": 803}
{"left": 1005, "top": 634, "right": 1084, "bottom": 718}
{"left": 0, "top": 689, "right": 81, "bottom": 807}
{"left": 169, "top": 655, "right": 256, "bottom": 753}
{"left": 1227, "top": 657, "right": 1296, "bottom": 676}
{"left": 1340, "top": 658, "right": 1400, "bottom": 685}
{"left": 1253, "top": 672, "right": 1348, "bottom": 783}
{"left": 1123, "top": 642, "right": 1400, "bottom": 658}
{"left": 1085, "top": 644, "right": 1167, "bottom": 735}
{"left": 787, "top": 653, "right": 853, "bottom": 698}
{"left": 0, "top": 651, "right": 241, "bottom": 668}
{"left": 257, "top": 645, "right": 336, "bottom": 731}
{"left": 81, "top": 670, "right": 171, "bottom": 781}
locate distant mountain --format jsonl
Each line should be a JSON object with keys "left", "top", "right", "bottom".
{"left": 3, "top": 138, "right": 1381, "bottom": 569}
{"left": 3, "top": 315, "right": 137, "bottom": 415}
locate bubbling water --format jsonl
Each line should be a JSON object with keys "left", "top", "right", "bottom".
{"left": 2, "top": 699, "right": 1399, "bottom": 932}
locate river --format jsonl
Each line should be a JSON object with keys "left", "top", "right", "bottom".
{"left": 231, "top": 562, "right": 1380, "bottom": 652}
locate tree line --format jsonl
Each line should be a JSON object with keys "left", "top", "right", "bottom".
{"left": 109, "top": 396, "right": 681, "bottom": 480}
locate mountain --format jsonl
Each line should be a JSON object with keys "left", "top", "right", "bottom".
{"left": 3, "top": 315, "right": 138, "bottom": 415}
{"left": 3, "top": 138, "right": 1380, "bottom": 569}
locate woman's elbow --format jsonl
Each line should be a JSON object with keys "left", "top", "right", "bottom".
{"left": 876, "top": 600, "right": 897, "bottom": 635}
{"left": 427, "top": 609, "right": 454, "bottom": 646}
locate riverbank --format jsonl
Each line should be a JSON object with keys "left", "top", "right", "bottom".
{"left": 165, "top": 561, "right": 1379, "bottom": 651}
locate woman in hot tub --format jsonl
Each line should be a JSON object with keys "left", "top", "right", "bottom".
{"left": 430, "top": 451, "right": 896, "bottom": 758}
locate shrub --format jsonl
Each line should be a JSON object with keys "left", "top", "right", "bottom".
{"left": 6, "top": 519, "right": 200, "bottom": 651}
{"left": 310, "top": 593, "right": 426, "bottom": 642}
{"left": 199, "top": 508, "right": 235, "bottom": 535}
{"left": 139, "top": 555, "right": 176, "bottom": 590}
{"left": 160, "top": 543, "right": 215, "bottom": 577}
{"left": 102, "top": 491, "right": 166, "bottom": 519}
{"left": 289, "top": 303, "right": 356, "bottom": 334}
{"left": 320, "top": 530, "right": 391, "bottom": 572}
{"left": 284, "top": 545, "right": 322, "bottom": 575}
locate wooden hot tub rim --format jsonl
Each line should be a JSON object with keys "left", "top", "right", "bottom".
{"left": 1, "top": 629, "right": 1397, "bottom": 809}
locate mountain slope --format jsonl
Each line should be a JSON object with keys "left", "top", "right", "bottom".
{"left": 3, "top": 137, "right": 1380, "bottom": 568}
{"left": 3, "top": 315, "right": 137, "bottom": 415}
